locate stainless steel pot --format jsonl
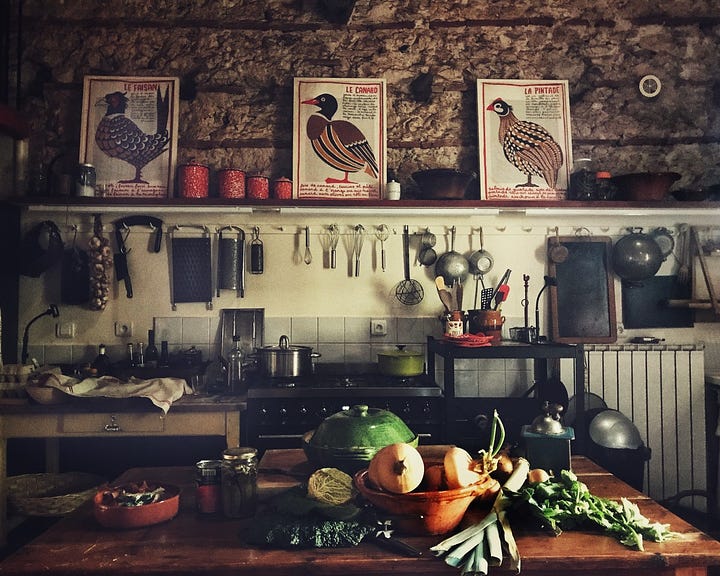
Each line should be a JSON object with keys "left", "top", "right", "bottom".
{"left": 255, "top": 335, "right": 320, "bottom": 378}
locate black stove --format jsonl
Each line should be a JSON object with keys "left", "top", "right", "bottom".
{"left": 244, "top": 363, "right": 444, "bottom": 452}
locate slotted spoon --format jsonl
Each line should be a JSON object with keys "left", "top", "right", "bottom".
{"left": 396, "top": 225, "right": 424, "bottom": 305}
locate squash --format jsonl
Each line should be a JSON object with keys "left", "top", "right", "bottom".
{"left": 422, "top": 464, "right": 446, "bottom": 491}
{"left": 527, "top": 468, "right": 551, "bottom": 484}
{"left": 367, "top": 443, "right": 425, "bottom": 494}
{"left": 444, "top": 446, "right": 483, "bottom": 489}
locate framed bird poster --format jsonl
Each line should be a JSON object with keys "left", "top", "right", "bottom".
{"left": 477, "top": 79, "right": 572, "bottom": 201}
{"left": 293, "top": 77, "right": 387, "bottom": 200}
{"left": 79, "top": 75, "right": 180, "bottom": 198}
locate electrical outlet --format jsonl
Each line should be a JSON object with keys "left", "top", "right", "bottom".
{"left": 370, "top": 319, "right": 387, "bottom": 337}
{"left": 114, "top": 321, "right": 134, "bottom": 337}
{"left": 56, "top": 322, "right": 75, "bottom": 339}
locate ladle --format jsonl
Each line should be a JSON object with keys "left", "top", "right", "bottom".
{"left": 435, "top": 225, "right": 469, "bottom": 285}
{"left": 375, "top": 224, "right": 390, "bottom": 271}
{"left": 548, "top": 226, "right": 568, "bottom": 264}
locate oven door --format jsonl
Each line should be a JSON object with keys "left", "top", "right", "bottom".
{"left": 445, "top": 396, "right": 540, "bottom": 454}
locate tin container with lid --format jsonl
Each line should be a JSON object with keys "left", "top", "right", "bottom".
{"left": 272, "top": 177, "right": 292, "bottom": 199}
{"left": 218, "top": 169, "right": 246, "bottom": 199}
{"left": 221, "top": 447, "right": 258, "bottom": 518}
{"left": 178, "top": 162, "right": 209, "bottom": 198}
{"left": 246, "top": 175, "right": 269, "bottom": 199}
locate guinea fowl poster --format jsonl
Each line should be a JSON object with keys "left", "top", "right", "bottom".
{"left": 293, "top": 78, "right": 386, "bottom": 199}
{"left": 79, "top": 76, "right": 179, "bottom": 198}
{"left": 478, "top": 79, "right": 572, "bottom": 201}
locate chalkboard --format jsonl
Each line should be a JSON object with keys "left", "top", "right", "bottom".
{"left": 548, "top": 236, "right": 617, "bottom": 343}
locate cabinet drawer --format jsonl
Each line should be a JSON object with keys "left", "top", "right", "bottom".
{"left": 61, "top": 413, "right": 165, "bottom": 434}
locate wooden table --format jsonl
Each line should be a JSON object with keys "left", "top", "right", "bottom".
{"left": 0, "top": 395, "right": 244, "bottom": 543}
{"left": 1, "top": 450, "right": 719, "bottom": 576}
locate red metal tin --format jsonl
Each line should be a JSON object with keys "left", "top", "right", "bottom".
{"left": 218, "top": 169, "right": 246, "bottom": 199}
{"left": 246, "top": 175, "right": 269, "bottom": 200}
{"left": 272, "top": 177, "right": 293, "bottom": 200}
{"left": 178, "top": 162, "right": 209, "bottom": 198}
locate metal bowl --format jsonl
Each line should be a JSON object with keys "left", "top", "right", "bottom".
{"left": 412, "top": 169, "right": 477, "bottom": 200}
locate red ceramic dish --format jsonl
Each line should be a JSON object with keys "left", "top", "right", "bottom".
{"left": 93, "top": 483, "right": 180, "bottom": 529}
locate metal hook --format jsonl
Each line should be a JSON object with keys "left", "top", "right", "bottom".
{"left": 252, "top": 226, "right": 260, "bottom": 241}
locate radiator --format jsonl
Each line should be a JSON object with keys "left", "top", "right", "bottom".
{"left": 584, "top": 344, "right": 707, "bottom": 510}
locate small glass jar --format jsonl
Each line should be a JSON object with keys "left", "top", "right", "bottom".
{"left": 568, "top": 158, "right": 596, "bottom": 200}
{"left": 221, "top": 447, "right": 258, "bottom": 518}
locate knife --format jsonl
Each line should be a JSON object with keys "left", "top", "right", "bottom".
{"left": 368, "top": 520, "right": 423, "bottom": 557}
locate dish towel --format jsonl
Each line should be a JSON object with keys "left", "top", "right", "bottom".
{"left": 40, "top": 369, "right": 191, "bottom": 414}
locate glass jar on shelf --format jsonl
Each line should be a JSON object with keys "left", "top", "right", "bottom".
{"left": 568, "top": 158, "right": 596, "bottom": 200}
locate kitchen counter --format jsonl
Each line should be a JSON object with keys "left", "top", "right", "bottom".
{"left": 1, "top": 450, "right": 719, "bottom": 576}
{"left": 0, "top": 394, "right": 244, "bottom": 544}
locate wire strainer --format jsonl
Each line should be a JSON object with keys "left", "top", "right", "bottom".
{"left": 395, "top": 225, "right": 424, "bottom": 305}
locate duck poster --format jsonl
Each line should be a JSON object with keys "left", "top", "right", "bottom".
{"left": 79, "top": 76, "right": 180, "bottom": 198}
{"left": 477, "top": 79, "right": 572, "bottom": 201}
{"left": 293, "top": 77, "right": 387, "bottom": 199}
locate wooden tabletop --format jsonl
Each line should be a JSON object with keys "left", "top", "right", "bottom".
{"left": 1, "top": 450, "right": 719, "bottom": 576}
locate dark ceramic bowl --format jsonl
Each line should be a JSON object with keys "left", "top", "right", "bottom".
{"left": 412, "top": 169, "right": 477, "bottom": 200}
{"left": 611, "top": 172, "right": 680, "bottom": 201}
{"left": 302, "top": 405, "right": 418, "bottom": 473}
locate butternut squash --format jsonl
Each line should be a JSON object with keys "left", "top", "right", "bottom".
{"left": 368, "top": 443, "right": 425, "bottom": 494}
{"left": 422, "top": 464, "right": 446, "bottom": 491}
{"left": 444, "top": 446, "right": 483, "bottom": 489}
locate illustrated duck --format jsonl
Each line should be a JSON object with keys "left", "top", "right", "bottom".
{"left": 301, "top": 93, "right": 378, "bottom": 184}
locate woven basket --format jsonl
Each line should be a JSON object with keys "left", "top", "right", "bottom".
{"left": 7, "top": 472, "right": 106, "bottom": 517}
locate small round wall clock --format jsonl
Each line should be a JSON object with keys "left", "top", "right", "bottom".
{"left": 639, "top": 74, "right": 662, "bottom": 98}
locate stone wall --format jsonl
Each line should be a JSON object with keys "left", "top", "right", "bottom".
{"left": 13, "top": 0, "right": 720, "bottom": 191}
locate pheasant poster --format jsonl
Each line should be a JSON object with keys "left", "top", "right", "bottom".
{"left": 293, "top": 77, "right": 387, "bottom": 200}
{"left": 79, "top": 76, "right": 179, "bottom": 198}
{"left": 478, "top": 79, "right": 572, "bottom": 201}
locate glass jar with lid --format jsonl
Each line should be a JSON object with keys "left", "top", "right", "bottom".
{"left": 221, "top": 447, "right": 258, "bottom": 518}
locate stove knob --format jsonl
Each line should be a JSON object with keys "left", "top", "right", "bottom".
{"left": 319, "top": 405, "right": 329, "bottom": 417}
{"left": 422, "top": 402, "right": 432, "bottom": 416}
{"left": 279, "top": 406, "right": 288, "bottom": 423}
{"left": 299, "top": 405, "right": 308, "bottom": 418}
{"left": 260, "top": 406, "right": 269, "bottom": 423}
{"left": 401, "top": 401, "right": 412, "bottom": 415}
{"left": 473, "top": 413, "right": 489, "bottom": 430}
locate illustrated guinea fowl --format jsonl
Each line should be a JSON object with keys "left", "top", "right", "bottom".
{"left": 301, "top": 93, "right": 378, "bottom": 184}
{"left": 95, "top": 88, "right": 170, "bottom": 183}
{"left": 486, "top": 97, "right": 563, "bottom": 189}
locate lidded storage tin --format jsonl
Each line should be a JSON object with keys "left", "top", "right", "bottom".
{"left": 178, "top": 162, "right": 210, "bottom": 198}
{"left": 221, "top": 447, "right": 258, "bottom": 518}
{"left": 218, "top": 169, "right": 246, "bottom": 199}
{"left": 246, "top": 175, "right": 269, "bottom": 199}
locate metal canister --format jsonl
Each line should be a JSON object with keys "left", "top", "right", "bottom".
{"left": 221, "top": 447, "right": 258, "bottom": 518}
{"left": 218, "top": 169, "right": 246, "bottom": 199}
{"left": 272, "top": 177, "right": 292, "bottom": 199}
{"left": 76, "top": 163, "right": 96, "bottom": 197}
{"left": 195, "top": 459, "right": 222, "bottom": 514}
{"left": 246, "top": 175, "right": 269, "bottom": 199}
{"left": 178, "top": 162, "right": 210, "bottom": 198}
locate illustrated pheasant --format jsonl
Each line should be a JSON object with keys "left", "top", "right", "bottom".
{"left": 301, "top": 93, "right": 378, "bottom": 184}
{"left": 486, "top": 97, "right": 563, "bottom": 189}
{"left": 95, "top": 88, "right": 170, "bottom": 183}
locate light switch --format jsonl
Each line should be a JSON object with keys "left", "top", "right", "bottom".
{"left": 56, "top": 322, "right": 75, "bottom": 339}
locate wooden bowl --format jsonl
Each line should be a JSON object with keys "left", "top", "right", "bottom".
{"left": 354, "top": 465, "right": 499, "bottom": 535}
{"left": 611, "top": 172, "right": 680, "bottom": 201}
{"left": 93, "top": 483, "right": 180, "bottom": 529}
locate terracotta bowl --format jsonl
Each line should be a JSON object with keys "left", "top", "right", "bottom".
{"left": 354, "top": 465, "right": 499, "bottom": 535}
{"left": 94, "top": 483, "right": 180, "bottom": 529}
{"left": 611, "top": 172, "right": 680, "bottom": 201}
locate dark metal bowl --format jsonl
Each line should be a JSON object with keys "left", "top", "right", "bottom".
{"left": 411, "top": 169, "right": 477, "bottom": 200}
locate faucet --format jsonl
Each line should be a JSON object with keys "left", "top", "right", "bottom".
{"left": 21, "top": 304, "right": 60, "bottom": 364}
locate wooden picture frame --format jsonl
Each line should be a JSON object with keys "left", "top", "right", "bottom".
{"left": 79, "top": 75, "right": 180, "bottom": 198}
{"left": 548, "top": 236, "right": 617, "bottom": 343}
{"left": 477, "top": 79, "right": 573, "bottom": 201}
{"left": 293, "top": 77, "right": 386, "bottom": 200}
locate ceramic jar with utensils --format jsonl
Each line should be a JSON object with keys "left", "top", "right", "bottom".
{"left": 467, "top": 309, "right": 505, "bottom": 342}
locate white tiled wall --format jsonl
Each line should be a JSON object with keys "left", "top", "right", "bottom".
{"left": 33, "top": 314, "right": 536, "bottom": 394}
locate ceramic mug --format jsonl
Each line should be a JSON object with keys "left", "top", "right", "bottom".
{"left": 467, "top": 309, "right": 505, "bottom": 342}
